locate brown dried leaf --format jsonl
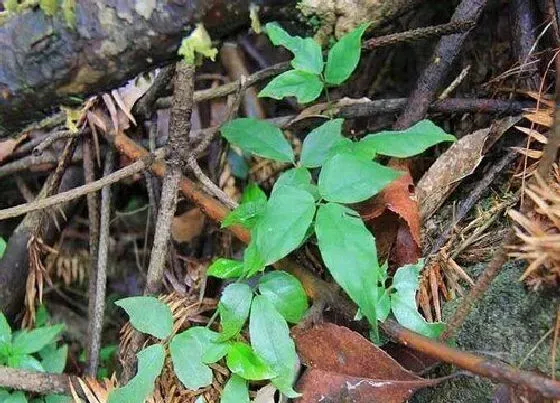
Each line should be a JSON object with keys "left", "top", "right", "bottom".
{"left": 171, "top": 208, "right": 205, "bottom": 243}
{"left": 358, "top": 160, "right": 420, "bottom": 266}
{"left": 102, "top": 93, "right": 119, "bottom": 135}
{"left": 418, "top": 116, "right": 520, "bottom": 222}
{"left": 293, "top": 323, "right": 436, "bottom": 403}
{"left": 0, "top": 138, "right": 17, "bottom": 164}
{"left": 525, "top": 109, "right": 553, "bottom": 128}
{"left": 417, "top": 127, "right": 489, "bottom": 221}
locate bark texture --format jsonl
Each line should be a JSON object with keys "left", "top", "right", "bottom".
{"left": 0, "top": 0, "right": 293, "bottom": 136}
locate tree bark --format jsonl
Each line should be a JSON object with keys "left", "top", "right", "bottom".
{"left": 0, "top": 0, "right": 294, "bottom": 136}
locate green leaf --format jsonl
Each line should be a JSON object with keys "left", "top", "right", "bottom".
{"left": 241, "top": 183, "right": 267, "bottom": 204}
{"left": 243, "top": 240, "right": 266, "bottom": 278}
{"left": 9, "top": 354, "right": 44, "bottom": 372}
{"left": 315, "top": 203, "right": 379, "bottom": 337}
{"left": 271, "top": 168, "right": 319, "bottom": 199}
{"left": 39, "top": 344, "right": 68, "bottom": 373}
{"left": 108, "top": 344, "right": 165, "bottom": 403}
{"left": 390, "top": 261, "right": 444, "bottom": 339}
{"left": 318, "top": 153, "right": 402, "bottom": 203}
{"left": 201, "top": 341, "right": 231, "bottom": 365}
{"left": 324, "top": 23, "right": 369, "bottom": 85}
{"left": 218, "top": 284, "right": 253, "bottom": 341}
{"left": 328, "top": 137, "right": 377, "bottom": 160}
{"left": 259, "top": 70, "right": 323, "bottom": 104}
{"left": 44, "top": 395, "right": 72, "bottom": 403}
{"left": 208, "top": 259, "right": 245, "bottom": 279}
{"left": 99, "top": 344, "right": 118, "bottom": 362}
{"left": 360, "top": 120, "right": 456, "bottom": 158}
{"left": 34, "top": 305, "right": 49, "bottom": 328}
{"left": 249, "top": 296, "right": 300, "bottom": 398}
{"left": 301, "top": 119, "right": 345, "bottom": 167}
{"left": 376, "top": 289, "right": 391, "bottom": 322}
{"left": 0, "top": 313, "right": 12, "bottom": 344}
{"left": 2, "top": 391, "right": 27, "bottom": 403}
{"left": 178, "top": 23, "right": 218, "bottom": 64}
{"left": 226, "top": 342, "right": 276, "bottom": 380}
{"left": 12, "top": 325, "right": 64, "bottom": 355}
{"left": 254, "top": 186, "right": 316, "bottom": 265}
{"left": 0, "top": 238, "right": 6, "bottom": 259}
{"left": 258, "top": 272, "right": 308, "bottom": 324}
{"left": 265, "top": 22, "right": 323, "bottom": 74}
{"left": 221, "top": 374, "right": 249, "bottom": 403}
{"left": 115, "top": 296, "right": 173, "bottom": 340}
{"left": 222, "top": 201, "right": 266, "bottom": 230}
{"left": 170, "top": 327, "right": 224, "bottom": 389}
{"left": 221, "top": 118, "right": 294, "bottom": 163}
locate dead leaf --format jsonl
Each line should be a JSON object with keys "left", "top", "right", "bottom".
{"left": 358, "top": 160, "right": 420, "bottom": 266}
{"left": 293, "top": 323, "right": 437, "bottom": 403}
{"left": 171, "top": 208, "right": 205, "bottom": 243}
{"left": 254, "top": 383, "right": 279, "bottom": 403}
{"left": 525, "top": 109, "right": 553, "bottom": 128}
{"left": 0, "top": 138, "right": 17, "bottom": 163}
{"left": 102, "top": 93, "right": 119, "bottom": 135}
{"left": 417, "top": 116, "right": 520, "bottom": 222}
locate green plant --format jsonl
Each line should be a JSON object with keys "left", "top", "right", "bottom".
{"left": 110, "top": 278, "right": 306, "bottom": 402}
{"left": 112, "top": 22, "right": 455, "bottom": 401}
{"left": 0, "top": 308, "right": 70, "bottom": 402}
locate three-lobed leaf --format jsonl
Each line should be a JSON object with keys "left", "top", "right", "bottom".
{"left": 221, "top": 118, "right": 294, "bottom": 163}
{"left": 226, "top": 342, "right": 276, "bottom": 380}
{"left": 207, "top": 259, "right": 245, "bottom": 279}
{"left": 218, "top": 283, "right": 253, "bottom": 341}
{"left": 390, "top": 261, "right": 444, "bottom": 338}
{"left": 360, "top": 120, "right": 455, "bottom": 158}
{"left": 315, "top": 203, "right": 380, "bottom": 338}
{"left": 324, "top": 23, "right": 369, "bottom": 85}
{"left": 264, "top": 22, "right": 323, "bottom": 74}
{"left": 318, "top": 152, "right": 401, "bottom": 203}
{"left": 12, "top": 324, "right": 64, "bottom": 355}
{"left": 249, "top": 296, "right": 300, "bottom": 398}
{"left": 221, "top": 374, "right": 250, "bottom": 403}
{"left": 258, "top": 272, "right": 308, "bottom": 324}
{"left": 108, "top": 344, "right": 165, "bottom": 403}
{"left": 115, "top": 296, "right": 173, "bottom": 340}
{"left": 259, "top": 70, "right": 323, "bottom": 104}
{"left": 300, "top": 119, "right": 345, "bottom": 167}
{"left": 254, "top": 185, "right": 316, "bottom": 265}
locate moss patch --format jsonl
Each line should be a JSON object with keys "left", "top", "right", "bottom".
{"left": 413, "top": 261, "right": 560, "bottom": 402}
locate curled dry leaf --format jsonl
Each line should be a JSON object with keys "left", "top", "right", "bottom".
{"left": 417, "top": 116, "right": 520, "bottom": 222}
{"left": 293, "top": 323, "right": 439, "bottom": 403}
{"left": 171, "top": 208, "right": 206, "bottom": 243}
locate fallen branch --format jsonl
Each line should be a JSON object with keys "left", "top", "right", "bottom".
{"left": 0, "top": 367, "right": 75, "bottom": 395}
{"left": 0, "top": 151, "right": 162, "bottom": 222}
{"left": 394, "top": 0, "right": 489, "bottom": 129}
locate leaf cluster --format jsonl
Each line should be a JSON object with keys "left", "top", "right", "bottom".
{"left": 111, "top": 271, "right": 308, "bottom": 402}
{"left": 0, "top": 307, "right": 70, "bottom": 403}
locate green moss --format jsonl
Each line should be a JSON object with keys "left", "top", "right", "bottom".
{"left": 39, "top": 0, "right": 58, "bottom": 16}
{"left": 412, "top": 261, "right": 560, "bottom": 402}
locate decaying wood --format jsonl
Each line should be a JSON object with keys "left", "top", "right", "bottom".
{"left": 0, "top": 0, "right": 295, "bottom": 135}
